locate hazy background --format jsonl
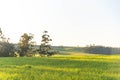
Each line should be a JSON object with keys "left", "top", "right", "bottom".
{"left": 0, "top": 0, "right": 120, "bottom": 47}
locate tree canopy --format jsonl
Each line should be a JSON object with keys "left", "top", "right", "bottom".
{"left": 0, "top": 28, "right": 15, "bottom": 57}
{"left": 18, "top": 33, "right": 35, "bottom": 56}
{"left": 38, "top": 30, "right": 55, "bottom": 56}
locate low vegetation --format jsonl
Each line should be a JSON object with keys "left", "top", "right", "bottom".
{"left": 0, "top": 54, "right": 119, "bottom": 80}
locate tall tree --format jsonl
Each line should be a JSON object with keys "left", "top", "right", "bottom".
{"left": 39, "top": 31, "right": 52, "bottom": 56}
{"left": 18, "top": 33, "right": 35, "bottom": 56}
{"left": 0, "top": 28, "right": 15, "bottom": 57}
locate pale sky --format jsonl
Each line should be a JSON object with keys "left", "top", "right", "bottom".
{"left": 0, "top": 0, "right": 120, "bottom": 47}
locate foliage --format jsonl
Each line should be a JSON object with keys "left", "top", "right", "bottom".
{"left": 1, "top": 27, "right": 120, "bottom": 57}
{"left": 18, "top": 33, "right": 35, "bottom": 56}
{"left": 83, "top": 45, "right": 112, "bottom": 54}
{"left": 0, "top": 42, "right": 15, "bottom": 57}
{"left": 52, "top": 46, "right": 120, "bottom": 54}
{"left": 0, "top": 28, "right": 15, "bottom": 57}
{"left": 39, "top": 31, "right": 54, "bottom": 56}
{"left": 0, "top": 54, "right": 119, "bottom": 80}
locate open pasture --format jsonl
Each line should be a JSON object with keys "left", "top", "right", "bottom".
{"left": 0, "top": 54, "right": 120, "bottom": 80}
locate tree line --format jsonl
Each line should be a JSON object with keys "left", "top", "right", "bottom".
{"left": 0, "top": 28, "right": 57, "bottom": 57}
{"left": 53, "top": 45, "right": 120, "bottom": 54}
{"left": 0, "top": 28, "right": 120, "bottom": 57}
{"left": 82, "top": 45, "right": 120, "bottom": 54}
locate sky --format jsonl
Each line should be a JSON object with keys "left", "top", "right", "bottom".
{"left": 0, "top": 0, "right": 120, "bottom": 47}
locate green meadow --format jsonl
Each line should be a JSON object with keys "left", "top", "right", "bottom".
{"left": 0, "top": 53, "right": 120, "bottom": 80}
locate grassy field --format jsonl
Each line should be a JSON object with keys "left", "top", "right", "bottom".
{"left": 0, "top": 53, "right": 120, "bottom": 80}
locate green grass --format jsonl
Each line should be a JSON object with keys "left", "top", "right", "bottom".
{"left": 0, "top": 54, "right": 120, "bottom": 80}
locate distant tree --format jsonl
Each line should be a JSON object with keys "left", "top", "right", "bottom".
{"left": 0, "top": 28, "right": 15, "bottom": 57}
{"left": 83, "top": 45, "right": 112, "bottom": 54}
{"left": 39, "top": 30, "right": 53, "bottom": 56}
{"left": 18, "top": 33, "right": 35, "bottom": 56}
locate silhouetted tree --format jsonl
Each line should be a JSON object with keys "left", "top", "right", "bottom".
{"left": 18, "top": 33, "right": 35, "bottom": 56}
{"left": 39, "top": 31, "right": 53, "bottom": 56}
{"left": 0, "top": 28, "right": 15, "bottom": 57}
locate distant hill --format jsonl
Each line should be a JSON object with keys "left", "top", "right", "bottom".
{"left": 52, "top": 46, "right": 83, "bottom": 53}
{"left": 52, "top": 46, "right": 120, "bottom": 54}
{"left": 14, "top": 44, "right": 120, "bottom": 54}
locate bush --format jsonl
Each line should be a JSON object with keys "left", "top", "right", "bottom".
{"left": 0, "top": 42, "right": 15, "bottom": 57}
